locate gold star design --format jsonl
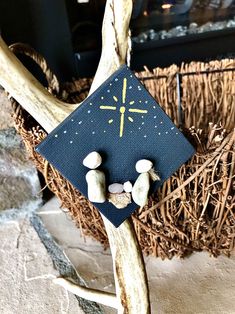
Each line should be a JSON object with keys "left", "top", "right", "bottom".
{"left": 99, "top": 78, "right": 148, "bottom": 137}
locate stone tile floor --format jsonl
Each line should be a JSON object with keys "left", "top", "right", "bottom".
{"left": 1, "top": 194, "right": 235, "bottom": 313}
{"left": 38, "top": 197, "right": 235, "bottom": 314}
{"left": 0, "top": 219, "right": 84, "bottom": 314}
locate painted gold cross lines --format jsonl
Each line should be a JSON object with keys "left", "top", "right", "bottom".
{"left": 99, "top": 77, "right": 148, "bottom": 138}
{"left": 100, "top": 105, "right": 117, "bottom": 110}
{"left": 129, "top": 108, "right": 148, "bottom": 114}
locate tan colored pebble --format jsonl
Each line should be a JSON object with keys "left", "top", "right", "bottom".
{"left": 108, "top": 192, "right": 132, "bottom": 209}
{"left": 135, "top": 159, "right": 153, "bottom": 173}
{"left": 83, "top": 151, "right": 102, "bottom": 169}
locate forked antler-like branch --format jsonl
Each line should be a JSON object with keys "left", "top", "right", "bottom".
{"left": 0, "top": 0, "right": 150, "bottom": 313}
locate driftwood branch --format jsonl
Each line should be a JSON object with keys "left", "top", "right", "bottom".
{"left": 53, "top": 278, "right": 118, "bottom": 309}
{"left": 0, "top": 37, "right": 75, "bottom": 132}
{"left": 0, "top": 0, "right": 151, "bottom": 313}
{"left": 103, "top": 216, "right": 150, "bottom": 313}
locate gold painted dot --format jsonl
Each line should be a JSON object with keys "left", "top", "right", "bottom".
{"left": 120, "top": 106, "right": 126, "bottom": 113}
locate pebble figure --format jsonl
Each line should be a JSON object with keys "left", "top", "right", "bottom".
{"left": 132, "top": 159, "right": 152, "bottom": 207}
{"left": 83, "top": 152, "right": 106, "bottom": 203}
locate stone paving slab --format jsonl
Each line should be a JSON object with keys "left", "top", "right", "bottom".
{"left": 0, "top": 88, "right": 42, "bottom": 215}
{"left": 0, "top": 89, "right": 14, "bottom": 130}
{"left": 38, "top": 197, "right": 235, "bottom": 314}
{"left": 0, "top": 128, "right": 42, "bottom": 214}
{"left": 0, "top": 219, "right": 84, "bottom": 314}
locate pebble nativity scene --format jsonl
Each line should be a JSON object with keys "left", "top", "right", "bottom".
{"left": 36, "top": 64, "right": 195, "bottom": 227}
{"left": 0, "top": 0, "right": 235, "bottom": 313}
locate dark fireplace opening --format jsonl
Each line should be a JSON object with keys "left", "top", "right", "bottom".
{"left": 69, "top": 0, "right": 235, "bottom": 76}
{"left": 1, "top": 0, "right": 235, "bottom": 79}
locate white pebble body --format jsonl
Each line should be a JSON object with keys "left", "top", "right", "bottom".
{"left": 135, "top": 159, "right": 153, "bottom": 173}
{"left": 123, "top": 181, "right": 133, "bottom": 193}
{"left": 83, "top": 151, "right": 102, "bottom": 169}
{"left": 132, "top": 172, "right": 150, "bottom": 207}
{"left": 108, "top": 183, "right": 124, "bottom": 194}
{"left": 85, "top": 170, "right": 106, "bottom": 203}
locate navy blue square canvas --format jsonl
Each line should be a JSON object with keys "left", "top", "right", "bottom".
{"left": 36, "top": 65, "right": 195, "bottom": 227}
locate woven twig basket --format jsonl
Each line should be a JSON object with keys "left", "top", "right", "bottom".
{"left": 9, "top": 43, "right": 235, "bottom": 259}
